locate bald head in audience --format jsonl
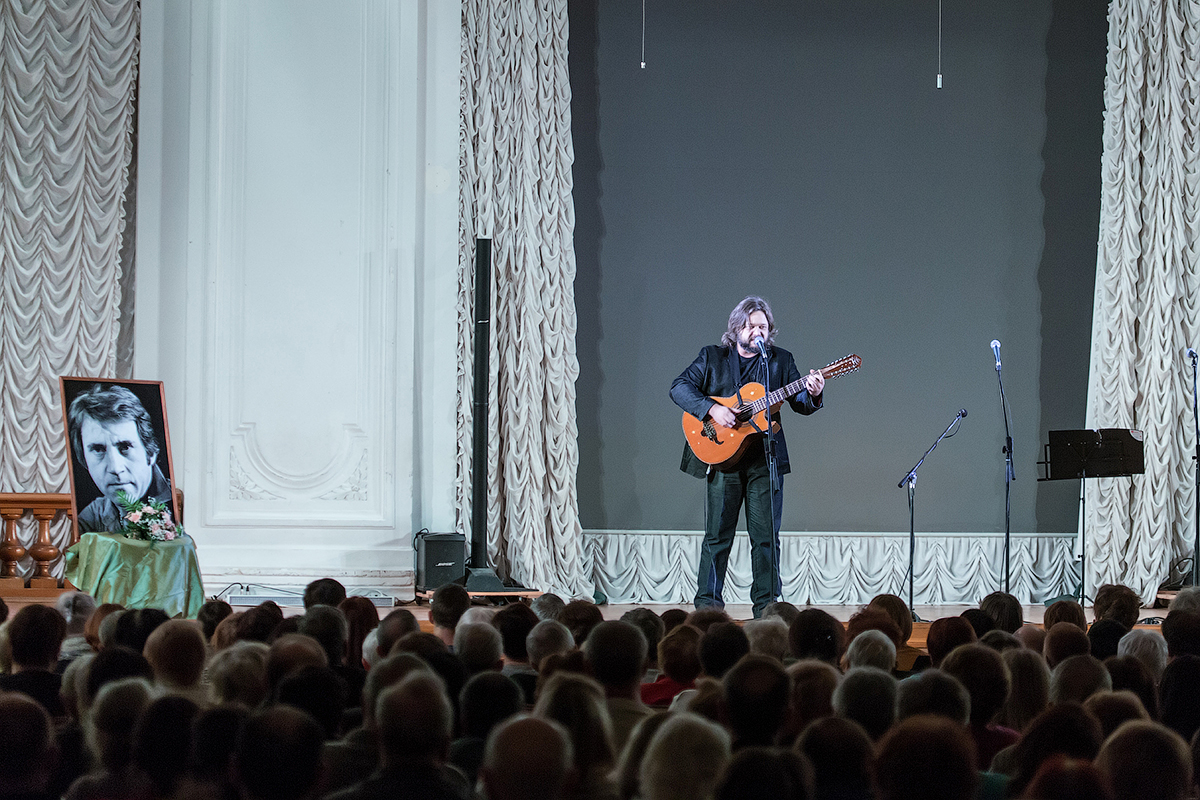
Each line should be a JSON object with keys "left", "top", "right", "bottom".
{"left": 481, "top": 715, "right": 575, "bottom": 800}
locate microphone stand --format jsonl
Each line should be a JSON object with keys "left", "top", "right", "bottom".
{"left": 996, "top": 358, "right": 1014, "bottom": 593}
{"left": 897, "top": 409, "right": 966, "bottom": 619}
{"left": 758, "top": 340, "right": 782, "bottom": 605}
{"left": 1191, "top": 350, "right": 1199, "bottom": 586}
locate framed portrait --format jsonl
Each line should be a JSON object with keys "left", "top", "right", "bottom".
{"left": 59, "top": 377, "right": 181, "bottom": 536}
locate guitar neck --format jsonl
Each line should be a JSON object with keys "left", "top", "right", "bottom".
{"left": 750, "top": 377, "right": 811, "bottom": 414}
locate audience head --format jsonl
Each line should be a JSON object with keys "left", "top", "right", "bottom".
{"left": 638, "top": 712, "right": 731, "bottom": 800}
{"left": 659, "top": 608, "right": 688, "bottom": 634}
{"left": 1161, "top": 609, "right": 1200, "bottom": 658}
{"left": 846, "top": 607, "right": 902, "bottom": 650}
{"left": 1104, "top": 653, "right": 1159, "bottom": 720}
{"left": 620, "top": 608, "right": 665, "bottom": 666}
{"left": 1014, "top": 623, "right": 1047, "bottom": 653}
{"left": 266, "top": 633, "right": 328, "bottom": 690}
{"left": 1093, "top": 583, "right": 1142, "bottom": 629}
{"left": 111, "top": 607, "right": 170, "bottom": 652}
{"left": 493, "top": 601, "right": 540, "bottom": 662}
{"left": 1096, "top": 720, "right": 1192, "bottom": 800}
{"left": 134, "top": 695, "right": 200, "bottom": 797}
{"left": 743, "top": 618, "right": 789, "bottom": 662}
{"left": 979, "top": 591, "right": 1024, "bottom": 633}
{"left": 296, "top": 604, "right": 349, "bottom": 667}
{"left": 196, "top": 599, "right": 234, "bottom": 643}
{"left": 360, "top": 652, "right": 429, "bottom": 726}
{"left": 302, "top": 577, "right": 346, "bottom": 609}
{"left": 61, "top": 653, "right": 93, "bottom": 719}
{"left": 376, "top": 671, "right": 453, "bottom": 766}
{"left": 713, "top": 747, "right": 813, "bottom": 800}
{"left": 459, "top": 671, "right": 523, "bottom": 739}
{"left": 1083, "top": 690, "right": 1150, "bottom": 739}
{"left": 1118, "top": 628, "right": 1168, "bottom": 683}
{"left": 1007, "top": 703, "right": 1103, "bottom": 798}
{"left": 530, "top": 592, "right": 567, "bottom": 622}
{"left": 895, "top": 668, "right": 970, "bottom": 725}
{"left": 275, "top": 665, "right": 347, "bottom": 739}
{"left": 338, "top": 596, "right": 379, "bottom": 668}
{"left": 84, "top": 645, "right": 153, "bottom": 708}
{"left": 84, "top": 602, "right": 124, "bottom": 650}
{"left": 430, "top": 583, "right": 472, "bottom": 632}
{"left": 614, "top": 712, "right": 672, "bottom": 800}
{"left": 481, "top": 715, "right": 574, "bottom": 800}
{"left": 940, "top": 643, "right": 1009, "bottom": 727}
{"left": 722, "top": 653, "right": 791, "bottom": 747}
{"left": 1044, "top": 621, "right": 1091, "bottom": 668}
{"left": 533, "top": 671, "right": 615, "bottom": 778}
{"left": 1160, "top": 654, "right": 1200, "bottom": 742}
{"left": 1086, "top": 617, "right": 1129, "bottom": 661}
{"left": 460, "top": 606, "right": 495, "bottom": 626}
{"left": 1024, "top": 756, "right": 1113, "bottom": 800}
{"left": 699, "top": 621, "right": 750, "bottom": 679}
{"left": 1050, "top": 654, "right": 1111, "bottom": 705}
{"left": 558, "top": 600, "right": 605, "bottom": 645}
{"left": 526, "top": 619, "right": 575, "bottom": 670}
{"left": 1043, "top": 599, "right": 1087, "bottom": 631}
{"left": 978, "top": 629, "right": 1022, "bottom": 653}
{"left": 88, "top": 677, "right": 154, "bottom": 771}
{"left": 374, "top": 608, "right": 420, "bottom": 659}
{"left": 55, "top": 591, "right": 97, "bottom": 636}
{"left": 144, "top": 618, "right": 207, "bottom": 689}
{"left": 833, "top": 666, "right": 897, "bottom": 740}
{"left": 873, "top": 715, "right": 978, "bottom": 800}
{"left": 1168, "top": 586, "right": 1200, "bottom": 614}
{"left": 925, "top": 616, "right": 977, "bottom": 668}
{"left": 788, "top": 609, "right": 846, "bottom": 667}
{"left": 787, "top": 660, "right": 840, "bottom": 731}
{"left": 6, "top": 603, "right": 66, "bottom": 670}
{"left": 234, "top": 706, "right": 326, "bottom": 800}
{"left": 585, "top": 620, "right": 648, "bottom": 693}
{"left": 0, "top": 693, "right": 56, "bottom": 794}
{"left": 211, "top": 611, "right": 244, "bottom": 651}
{"left": 845, "top": 628, "right": 897, "bottom": 672}
{"left": 657, "top": 623, "right": 702, "bottom": 686}
{"left": 960, "top": 608, "right": 997, "bottom": 638}
{"left": 999, "top": 646, "right": 1051, "bottom": 732}
{"left": 455, "top": 622, "right": 505, "bottom": 675}
{"left": 208, "top": 640, "right": 270, "bottom": 707}
{"left": 234, "top": 603, "right": 283, "bottom": 644}
{"left": 867, "top": 593, "right": 914, "bottom": 644}
{"left": 794, "top": 716, "right": 873, "bottom": 799}
{"left": 685, "top": 606, "right": 733, "bottom": 633}
{"left": 762, "top": 600, "right": 801, "bottom": 627}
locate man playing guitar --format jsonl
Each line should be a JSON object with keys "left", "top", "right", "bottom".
{"left": 670, "top": 295, "right": 824, "bottom": 618}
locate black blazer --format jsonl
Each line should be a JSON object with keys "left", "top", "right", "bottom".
{"left": 670, "top": 344, "right": 822, "bottom": 478}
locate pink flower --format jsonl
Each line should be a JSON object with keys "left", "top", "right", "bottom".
{"left": 164, "top": 530, "right": 176, "bottom": 540}
{"left": 127, "top": 511, "right": 142, "bottom": 523}
{"left": 142, "top": 505, "right": 156, "bottom": 514}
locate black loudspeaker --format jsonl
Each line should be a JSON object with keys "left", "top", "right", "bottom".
{"left": 415, "top": 532, "right": 466, "bottom": 592}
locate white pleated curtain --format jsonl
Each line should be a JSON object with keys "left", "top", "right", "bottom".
{"left": 1085, "top": 0, "right": 1200, "bottom": 604}
{"left": 0, "top": 0, "right": 140, "bottom": 570}
{"left": 457, "top": 0, "right": 593, "bottom": 598}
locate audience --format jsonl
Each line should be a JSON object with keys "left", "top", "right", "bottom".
{"left": 639, "top": 712, "right": 731, "bottom": 800}
{"left": 1093, "top": 583, "right": 1142, "bottom": 629}
{"left": 583, "top": 620, "right": 652, "bottom": 753}
{"left": 1117, "top": 627, "right": 1168, "bottom": 682}
{"left": 1043, "top": 600, "right": 1088, "bottom": 632}
{"left": 1095, "top": 720, "right": 1193, "bottom": 800}
{"left": 873, "top": 715, "right": 978, "bottom": 800}
{"left": 0, "top": 603, "right": 67, "bottom": 716}
{"left": 979, "top": 590, "right": 1024, "bottom": 633}
{"left": 925, "top": 616, "right": 976, "bottom": 667}
{"left": 0, "top": 693, "right": 58, "bottom": 800}
{"left": 788, "top": 609, "right": 846, "bottom": 667}
{"left": 1044, "top": 621, "right": 1091, "bottom": 668}
{"left": 833, "top": 667, "right": 896, "bottom": 741}
{"left": 940, "top": 643, "right": 1019, "bottom": 768}
{"left": 640, "top": 623, "right": 701, "bottom": 706}
{"left": 429, "top": 584, "right": 472, "bottom": 648}
{"left": 794, "top": 716, "right": 874, "bottom": 800}
{"left": 1049, "top": 654, "right": 1112, "bottom": 705}
{"left": 480, "top": 716, "right": 574, "bottom": 800}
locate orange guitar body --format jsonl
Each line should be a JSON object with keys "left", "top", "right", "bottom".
{"left": 682, "top": 383, "right": 778, "bottom": 470}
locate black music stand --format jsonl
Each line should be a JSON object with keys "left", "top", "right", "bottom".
{"left": 1038, "top": 428, "right": 1145, "bottom": 603}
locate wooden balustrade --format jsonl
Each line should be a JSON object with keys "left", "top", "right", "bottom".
{"left": 0, "top": 493, "right": 75, "bottom": 594}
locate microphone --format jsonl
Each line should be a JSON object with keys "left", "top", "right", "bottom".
{"left": 1188, "top": 347, "right": 1198, "bottom": 360}
{"left": 958, "top": 408, "right": 968, "bottom": 419}
{"left": 754, "top": 336, "right": 768, "bottom": 358}
{"left": 991, "top": 340, "right": 1002, "bottom": 369}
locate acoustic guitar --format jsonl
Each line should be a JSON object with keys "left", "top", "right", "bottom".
{"left": 681, "top": 353, "right": 862, "bottom": 468}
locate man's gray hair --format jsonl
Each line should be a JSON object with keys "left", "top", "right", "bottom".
{"left": 639, "top": 711, "right": 731, "bottom": 800}
{"left": 455, "top": 622, "right": 503, "bottom": 674}
{"left": 895, "top": 668, "right": 970, "bottom": 725}
{"left": 526, "top": 619, "right": 574, "bottom": 670}
{"left": 531, "top": 593, "right": 567, "bottom": 622}
{"left": 845, "top": 629, "right": 897, "bottom": 672}
{"left": 1168, "top": 586, "right": 1200, "bottom": 614}
{"left": 743, "top": 618, "right": 790, "bottom": 663}
{"left": 208, "top": 640, "right": 270, "bottom": 707}
{"left": 1118, "top": 629, "right": 1168, "bottom": 683}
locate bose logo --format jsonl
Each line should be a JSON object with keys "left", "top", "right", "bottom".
{"left": 436, "top": 562, "right": 455, "bottom": 567}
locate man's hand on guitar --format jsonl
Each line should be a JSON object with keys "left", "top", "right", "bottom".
{"left": 709, "top": 403, "right": 739, "bottom": 429}
{"left": 805, "top": 369, "right": 825, "bottom": 397}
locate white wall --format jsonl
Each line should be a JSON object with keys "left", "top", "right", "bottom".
{"left": 136, "top": 0, "right": 461, "bottom": 597}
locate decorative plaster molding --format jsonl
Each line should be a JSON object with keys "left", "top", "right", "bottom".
{"left": 228, "top": 448, "right": 284, "bottom": 501}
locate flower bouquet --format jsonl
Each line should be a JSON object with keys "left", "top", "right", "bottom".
{"left": 116, "top": 491, "right": 182, "bottom": 542}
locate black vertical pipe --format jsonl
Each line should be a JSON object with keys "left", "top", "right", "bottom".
{"left": 470, "top": 239, "right": 491, "bottom": 569}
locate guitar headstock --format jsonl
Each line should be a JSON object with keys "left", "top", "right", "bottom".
{"left": 820, "top": 354, "right": 862, "bottom": 380}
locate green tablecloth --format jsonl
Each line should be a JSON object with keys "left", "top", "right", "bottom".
{"left": 65, "top": 532, "right": 204, "bottom": 618}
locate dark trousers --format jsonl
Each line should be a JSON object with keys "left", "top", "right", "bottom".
{"left": 694, "top": 458, "right": 783, "bottom": 617}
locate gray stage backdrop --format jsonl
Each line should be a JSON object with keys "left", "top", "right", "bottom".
{"left": 569, "top": 0, "right": 1107, "bottom": 536}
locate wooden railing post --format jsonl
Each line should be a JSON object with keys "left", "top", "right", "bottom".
{"left": 0, "top": 506, "right": 26, "bottom": 590}
{"left": 28, "top": 509, "right": 61, "bottom": 588}
{"left": 0, "top": 493, "right": 74, "bottom": 595}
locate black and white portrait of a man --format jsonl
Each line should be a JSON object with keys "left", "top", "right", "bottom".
{"left": 61, "top": 379, "right": 178, "bottom": 535}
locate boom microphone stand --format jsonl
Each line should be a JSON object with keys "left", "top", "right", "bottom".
{"left": 1190, "top": 348, "right": 1200, "bottom": 586}
{"left": 896, "top": 409, "right": 967, "bottom": 617}
{"left": 756, "top": 338, "right": 783, "bottom": 605}
{"left": 992, "top": 340, "right": 1015, "bottom": 592}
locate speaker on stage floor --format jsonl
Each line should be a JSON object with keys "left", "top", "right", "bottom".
{"left": 415, "top": 532, "right": 466, "bottom": 592}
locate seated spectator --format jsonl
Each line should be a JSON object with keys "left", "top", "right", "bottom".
{"left": 460, "top": 607, "right": 495, "bottom": 626}
{"left": 558, "top": 600, "right": 604, "bottom": 646}
{"left": 1093, "top": 583, "right": 1142, "bottom": 629}
{"left": 1086, "top": 617, "right": 1129, "bottom": 661}
{"left": 188, "top": 704, "right": 250, "bottom": 800}
{"left": 641, "top": 624, "right": 701, "bottom": 707}
{"left": 454, "top": 622, "right": 504, "bottom": 676}
{"left": 339, "top": 596, "right": 380, "bottom": 671}
{"left": 999, "top": 703, "right": 1102, "bottom": 795}
{"left": 925, "top": 617, "right": 976, "bottom": 668}
{"left": 1161, "top": 609, "right": 1200, "bottom": 658}
{"left": 723, "top": 654, "right": 791, "bottom": 749}
{"left": 685, "top": 607, "right": 733, "bottom": 634}
{"left": 713, "top": 747, "right": 813, "bottom": 800}
{"left": 492, "top": 603, "right": 540, "bottom": 692}
{"left": 895, "top": 668, "right": 969, "bottom": 725}
{"left": 275, "top": 665, "right": 349, "bottom": 740}
{"left": 833, "top": 667, "right": 896, "bottom": 741}
{"left": 638, "top": 712, "right": 730, "bottom": 800}
{"left": 208, "top": 640, "right": 269, "bottom": 707}
{"left": 303, "top": 577, "right": 347, "bottom": 609}
{"left": 742, "top": 618, "right": 789, "bottom": 663}
{"left": 1104, "top": 653, "right": 1159, "bottom": 720}
{"left": 794, "top": 716, "right": 874, "bottom": 800}
{"left": 211, "top": 612, "right": 244, "bottom": 651}
{"left": 430, "top": 584, "right": 472, "bottom": 648}
{"left": 762, "top": 600, "right": 801, "bottom": 627}
{"left": 1117, "top": 628, "right": 1168, "bottom": 683}
{"left": 527, "top": 620, "right": 575, "bottom": 672}
{"left": 55, "top": 592, "right": 97, "bottom": 670}
{"left": 1168, "top": 585, "right": 1200, "bottom": 613}
{"left": 868, "top": 593, "right": 931, "bottom": 673}
{"left": 533, "top": 672, "right": 618, "bottom": 800}
{"left": 233, "top": 603, "right": 282, "bottom": 644}
{"left": 1023, "top": 756, "right": 1113, "bottom": 800}
{"left": 82, "top": 646, "right": 153, "bottom": 711}
{"left": 449, "top": 672, "right": 523, "bottom": 783}
{"left": 0, "top": 693, "right": 58, "bottom": 800}
{"left": 978, "top": 629, "right": 1021, "bottom": 653}
{"left": 1043, "top": 599, "right": 1088, "bottom": 631}
{"left": 266, "top": 633, "right": 328, "bottom": 692}
{"left": 0, "top": 603, "right": 67, "bottom": 716}
{"left": 940, "top": 643, "right": 1019, "bottom": 768}
{"left": 196, "top": 598, "right": 233, "bottom": 645}
{"left": 66, "top": 678, "right": 154, "bottom": 800}
{"left": 979, "top": 591, "right": 1024, "bottom": 633}
{"left": 299, "top": 604, "right": 364, "bottom": 702}
{"left": 480, "top": 716, "right": 574, "bottom": 800}
{"left": 786, "top": 660, "right": 840, "bottom": 737}
{"left": 845, "top": 608, "right": 902, "bottom": 650}
{"left": 1096, "top": 720, "right": 1192, "bottom": 800}
{"left": 143, "top": 619, "right": 208, "bottom": 705}
{"left": 1014, "top": 623, "right": 1047, "bottom": 653}
{"left": 111, "top": 608, "right": 170, "bottom": 653}
{"left": 789, "top": 609, "right": 846, "bottom": 668}
{"left": 960, "top": 608, "right": 997, "bottom": 638}
{"left": 620, "top": 608, "right": 665, "bottom": 679}
{"left": 133, "top": 695, "right": 199, "bottom": 799}
{"left": 998, "top": 647, "right": 1050, "bottom": 733}
{"left": 613, "top": 713, "right": 671, "bottom": 800}
{"left": 365, "top": 609, "right": 418, "bottom": 669}
{"left": 1049, "top": 654, "right": 1111, "bottom": 705}
{"left": 1043, "top": 621, "right": 1090, "bottom": 669}
{"left": 1160, "top": 654, "right": 1200, "bottom": 742}
{"left": 1083, "top": 690, "right": 1149, "bottom": 739}
{"left": 699, "top": 622, "right": 750, "bottom": 680}
{"left": 844, "top": 629, "right": 896, "bottom": 672}
{"left": 234, "top": 706, "right": 327, "bottom": 800}
{"left": 873, "top": 715, "right": 978, "bottom": 800}
{"left": 658, "top": 608, "right": 688, "bottom": 635}
{"left": 584, "top": 620, "right": 651, "bottom": 754}
{"left": 531, "top": 593, "right": 567, "bottom": 622}
{"left": 83, "top": 602, "right": 124, "bottom": 651}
